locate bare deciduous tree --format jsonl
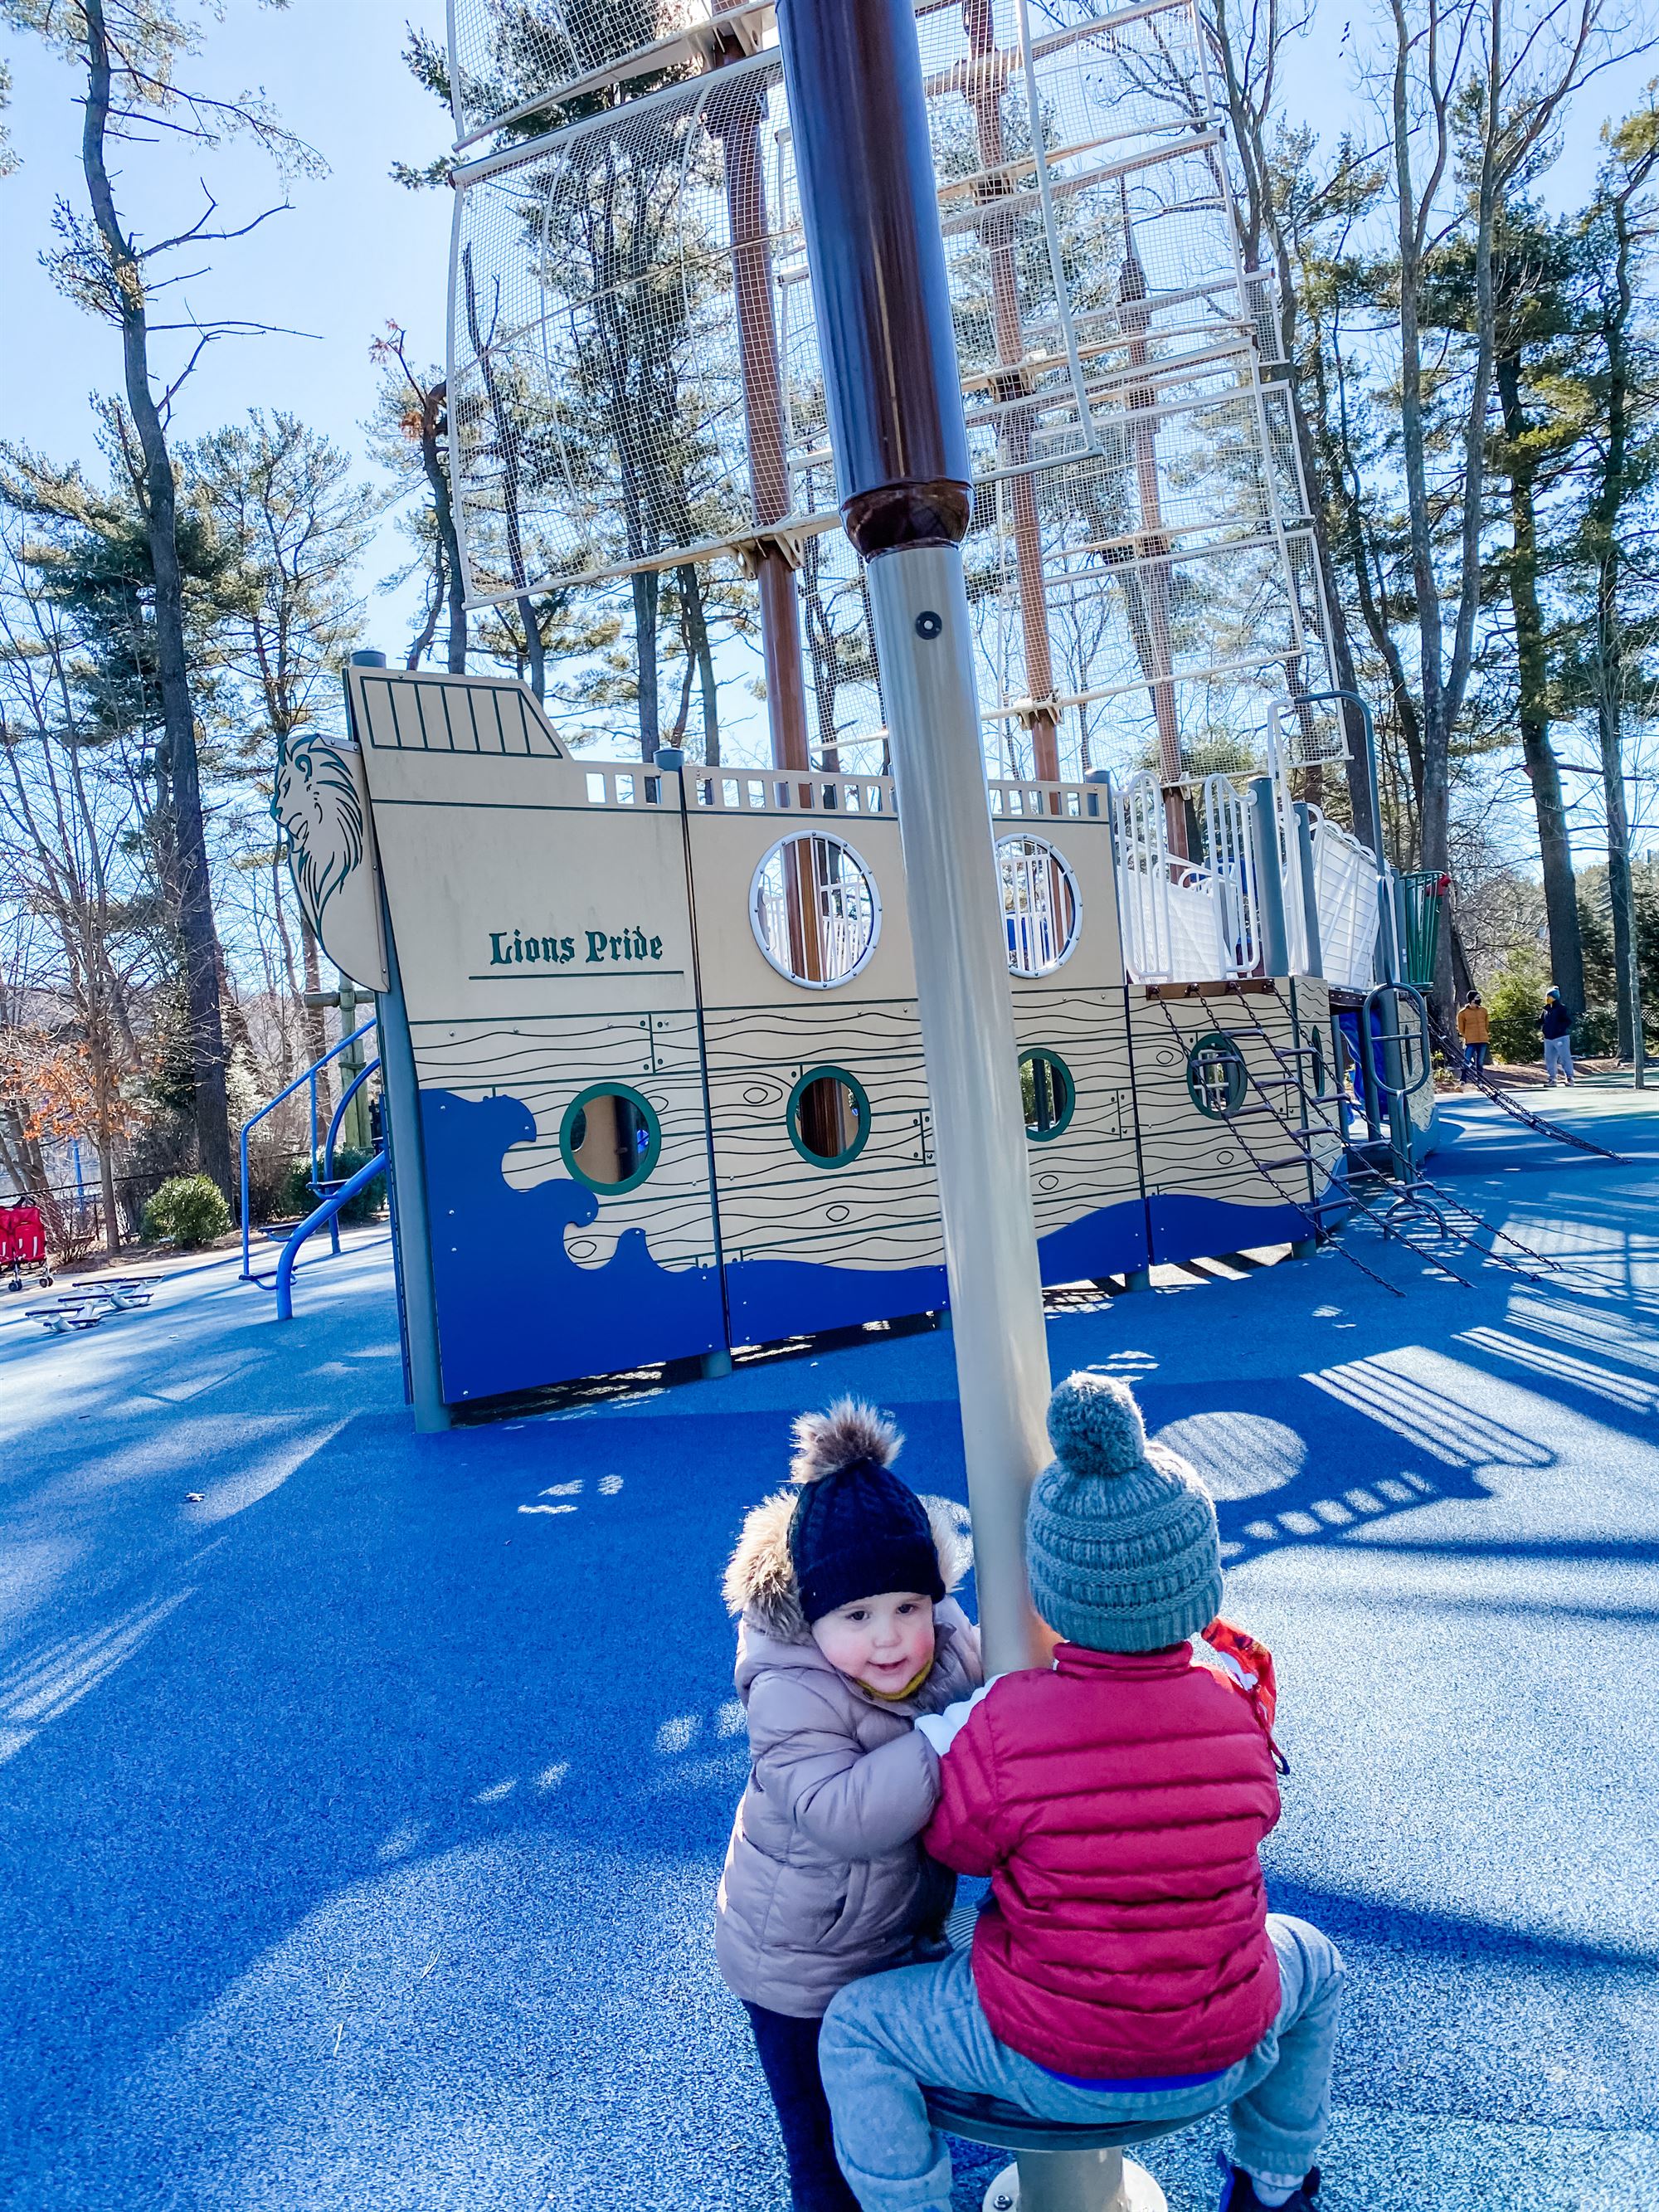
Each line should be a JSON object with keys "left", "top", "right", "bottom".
{"left": 3, "top": 0, "right": 323, "bottom": 1191}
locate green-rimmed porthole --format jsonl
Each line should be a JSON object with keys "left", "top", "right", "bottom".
{"left": 1019, "top": 1049, "right": 1075, "bottom": 1142}
{"left": 1186, "top": 1032, "right": 1248, "bottom": 1119}
{"left": 560, "top": 1083, "right": 662, "bottom": 1192}
{"left": 788, "top": 1066, "right": 871, "bottom": 1167}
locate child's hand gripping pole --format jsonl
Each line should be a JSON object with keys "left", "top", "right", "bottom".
{"left": 914, "top": 1677, "right": 1007, "bottom": 1756}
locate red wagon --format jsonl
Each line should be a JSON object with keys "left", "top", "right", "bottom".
{"left": 1, "top": 1203, "right": 51, "bottom": 1291}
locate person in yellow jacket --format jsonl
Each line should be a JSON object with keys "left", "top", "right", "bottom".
{"left": 1456, "top": 992, "right": 1491, "bottom": 1083}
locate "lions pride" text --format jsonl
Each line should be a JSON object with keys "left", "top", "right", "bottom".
{"left": 487, "top": 925, "right": 664, "bottom": 967}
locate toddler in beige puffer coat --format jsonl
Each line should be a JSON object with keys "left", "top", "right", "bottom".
{"left": 716, "top": 1400, "right": 981, "bottom": 2212}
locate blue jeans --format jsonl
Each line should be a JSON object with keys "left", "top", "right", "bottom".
{"left": 818, "top": 1915, "right": 1344, "bottom": 2212}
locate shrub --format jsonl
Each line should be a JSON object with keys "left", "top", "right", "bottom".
{"left": 276, "top": 1154, "right": 316, "bottom": 1220}
{"left": 141, "top": 1174, "right": 231, "bottom": 1249}
{"left": 277, "top": 1147, "right": 387, "bottom": 1226}
{"left": 1573, "top": 1006, "right": 1621, "bottom": 1059}
{"left": 1486, "top": 952, "right": 1550, "bottom": 1063}
{"left": 243, "top": 1130, "right": 298, "bottom": 1225}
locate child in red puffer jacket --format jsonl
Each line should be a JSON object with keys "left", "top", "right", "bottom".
{"left": 816, "top": 1372, "right": 1344, "bottom": 2212}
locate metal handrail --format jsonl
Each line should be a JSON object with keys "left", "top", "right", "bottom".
{"left": 1363, "top": 982, "right": 1431, "bottom": 1183}
{"left": 323, "top": 1059, "right": 382, "bottom": 1186}
{"left": 275, "top": 1151, "right": 388, "bottom": 1322}
{"left": 239, "top": 1021, "right": 377, "bottom": 1280}
{"left": 314, "top": 1057, "right": 383, "bottom": 1259}
{"left": 1361, "top": 983, "right": 1432, "bottom": 1097}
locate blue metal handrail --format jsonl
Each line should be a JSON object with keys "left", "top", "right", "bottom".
{"left": 275, "top": 1151, "right": 387, "bottom": 1321}
{"left": 323, "top": 1058, "right": 382, "bottom": 1186}
{"left": 239, "top": 1021, "right": 377, "bottom": 1279}
{"left": 309, "top": 1057, "right": 384, "bottom": 1261}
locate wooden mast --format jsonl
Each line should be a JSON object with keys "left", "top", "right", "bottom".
{"left": 962, "top": 0, "right": 1060, "bottom": 793}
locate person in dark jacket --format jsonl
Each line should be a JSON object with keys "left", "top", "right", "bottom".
{"left": 817, "top": 1374, "right": 1343, "bottom": 2212}
{"left": 1540, "top": 987, "right": 1574, "bottom": 1086}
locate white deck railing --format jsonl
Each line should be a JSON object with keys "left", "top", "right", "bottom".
{"left": 1112, "top": 767, "right": 1380, "bottom": 988}
{"left": 1112, "top": 770, "right": 1262, "bottom": 983}
{"left": 1307, "top": 810, "right": 1380, "bottom": 991}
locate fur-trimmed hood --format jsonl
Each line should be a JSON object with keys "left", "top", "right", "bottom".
{"left": 722, "top": 1399, "right": 973, "bottom": 1644}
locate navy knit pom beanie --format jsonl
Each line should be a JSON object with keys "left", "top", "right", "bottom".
{"left": 1026, "top": 1372, "right": 1222, "bottom": 1652}
{"left": 786, "top": 1401, "right": 945, "bottom": 1625}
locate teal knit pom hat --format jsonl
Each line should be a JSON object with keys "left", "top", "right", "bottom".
{"left": 1026, "top": 1371, "right": 1223, "bottom": 1653}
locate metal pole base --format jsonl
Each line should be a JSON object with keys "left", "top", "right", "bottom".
{"left": 982, "top": 2150, "right": 1168, "bottom": 2212}
{"left": 700, "top": 1348, "right": 734, "bottom": 1381}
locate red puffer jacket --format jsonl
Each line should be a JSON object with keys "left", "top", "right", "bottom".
{"left": 922, "top": 1642, "right": 1282, "bottom": 2079}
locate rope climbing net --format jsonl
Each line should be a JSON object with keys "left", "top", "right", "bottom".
{"left": 446, "top": 0, "right": 1340, "bottom": 782}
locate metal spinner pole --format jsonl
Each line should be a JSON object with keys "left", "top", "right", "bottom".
{"left": 776, "top": 0, "right": 1051, "bottom": 1681}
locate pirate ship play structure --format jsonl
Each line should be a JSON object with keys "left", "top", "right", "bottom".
{"left": 275, "top": 0, "right": 1439, "bottom": 1414}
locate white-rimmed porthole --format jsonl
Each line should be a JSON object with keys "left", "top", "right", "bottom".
{"left": 750, "top": 833, "right": 881, "bottom": 988}
{"left": 997, "top": 835, "right": 1081, "bottom": 977}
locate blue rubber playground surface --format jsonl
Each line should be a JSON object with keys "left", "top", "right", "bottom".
{"left": 3, "top": 1085, "right": 1658, "bottom": 2212}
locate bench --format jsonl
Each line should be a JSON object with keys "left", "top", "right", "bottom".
{"left": 74, "top": 1280, "right": 155, "bottom": 1310}
{"left": 922, "top": 2087, "right": 1179, "bottom": 2212}
{"left": 26, "top": 1305, "right": 104, "bottom": 1335}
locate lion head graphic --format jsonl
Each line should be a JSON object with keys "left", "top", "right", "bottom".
{"left": 272, "top": 735, "right": 366, "bottom": 940}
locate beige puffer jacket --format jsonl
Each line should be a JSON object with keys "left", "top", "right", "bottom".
{"left": 713, "top": 1405, "right": 982, "bottom": 2019}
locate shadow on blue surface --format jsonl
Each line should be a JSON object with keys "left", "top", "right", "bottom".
{"left": 4, "top": 1096, "right": 1659, "bottom": 2209}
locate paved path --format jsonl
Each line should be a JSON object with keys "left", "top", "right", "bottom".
{"left": 2, "top": 1095, "right": 1657, "bottom": 2211}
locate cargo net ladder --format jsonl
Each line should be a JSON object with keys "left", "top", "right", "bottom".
{"left": 1147, "top": 984, "right": 1577, "bottom": 1296}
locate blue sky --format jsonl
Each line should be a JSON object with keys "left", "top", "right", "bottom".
{"left": 0, "top": 0, "right": 455, "bottom": 656}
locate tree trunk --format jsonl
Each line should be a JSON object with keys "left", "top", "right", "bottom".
{"left": 406, "top": 538, "right": 445, "bottom": 670}
{"left": 299, "top": 914, "right": 333, "bottom": 1115}
{"left": 1384, "top": 0, "right": 1501, "bottom": 1027}
{"left": 1495, "top": 355, "right": 1584, "bottom": 1014}
{"left": 518, "top": 597, "right": 545, "bottom": 702}
{"left": 87, "top": 1019, "right": 123, "bottom": 1259}
{"left": 418, "top": 382, "right": 467, "bottom": 675}
{"left": 460, "top": 249, "right": 544, "bottom": 700}
{"left": 81, "top": 0, "right": 231, "bottom": 1193}
{"left": 1287, "top": 382, "right": 1377, "bottom": 850}
{"left": 679, "top": 564, "right": 719, "bottom": 765}
{"left": 1601, "top": 724, "right": 1637, "bottom": 1058}
{"left": 0, "top": 1103, "right": 51, "bottom": 1203}
{"left": 1288, "top": 238, "right": 1428, "bottom": 844}
{"left": 1588, "top": 172, "right": 1651, "bottom": 1069}
{"left": 1448, "top": 912, "right": 1475, "bottom": 1004}
{"left": 632, "top": 568, "right": 660, "bottom": 762}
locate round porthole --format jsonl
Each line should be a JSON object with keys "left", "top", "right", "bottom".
{"left": 788, "top": 1066, "right": 871, "bottom": 1167}
{"left": 1019, "top": 1049, "right": 1075, "bottom": 1142}
{"left": 997, "top": 835, "right": 1082, "bottom": 977}
{"left": 559, "top": 1084, "right": 662, "bottom": 1193}
{"left": 1186, "top": 1033, "right": 1248, "bottom": 1119}
{"left": 751, "top": 834, "right": 881, "bottom": 988}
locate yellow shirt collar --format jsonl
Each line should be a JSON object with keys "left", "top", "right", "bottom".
{"left": 861, "top": 1664, "right": 934, "bottom": 1704}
